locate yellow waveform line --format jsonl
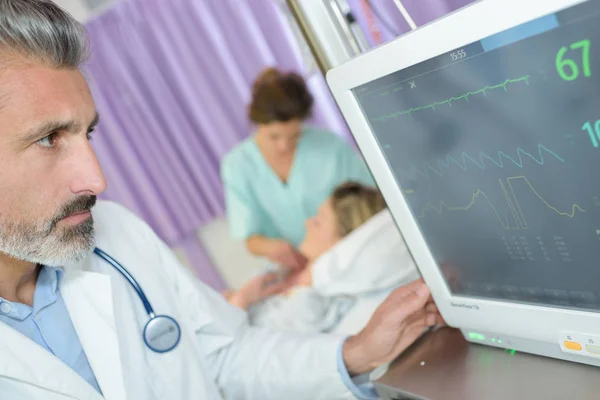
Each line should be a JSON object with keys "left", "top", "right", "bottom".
{"left": 417, "top": 188, "right": 512, "bottom": 230}
{"left": 506, "top": 176, "right": 585, "bottom": 218}
{"left": 504, "top": 177, "right": 528, "bottom": 229}
{"left": 499, "top": 179, "right": 525, "bottom": 229}
{"left": 418, "top": 176, "right": 586, "bottom": 229}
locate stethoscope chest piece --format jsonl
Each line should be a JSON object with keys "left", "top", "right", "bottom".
{"left": 143, "top": 315, "right": 181, "bottom": 353}
{"left": 93, "top": 247, "right": 181, "bottom": 353}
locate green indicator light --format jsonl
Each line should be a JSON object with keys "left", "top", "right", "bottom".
{"left": 498, "top": 340, "right": 503, "bottom": 344}
{"left": 491, "top": 338, "right": 496, "bottom": 343}
{"left": 510, "top": 350, "right": 517, "bottom": 355}
{"left": 468, "top": 332, "right": 486, "bottom": 341}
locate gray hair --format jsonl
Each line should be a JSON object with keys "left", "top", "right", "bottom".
{"left": 0, "top": 0, "right": 88, "bottom": 68}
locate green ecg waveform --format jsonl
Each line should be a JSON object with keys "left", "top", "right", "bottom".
{"left": 417, "top": 175, "right": 585, "bottom": 230}
{"left": 374, "top": 75, "right": 530, "bottom": 121}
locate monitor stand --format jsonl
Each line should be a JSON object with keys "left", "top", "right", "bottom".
{"left": 372, "top": 327, "right": 600, "bottom": 400}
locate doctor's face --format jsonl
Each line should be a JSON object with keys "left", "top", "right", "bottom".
{"left": 0, "top": 59, "right": 107, "bottom": 266}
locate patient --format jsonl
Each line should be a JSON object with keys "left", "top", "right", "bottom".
{"left": 286, "top": 181, "right": 386, "bottom": 288}
{"left": 227, "top": 181, "right": 398, "bottom": 333}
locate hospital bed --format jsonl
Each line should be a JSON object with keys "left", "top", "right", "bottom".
{"left": 248, "top": 208, "right": 419, "bottom": 334}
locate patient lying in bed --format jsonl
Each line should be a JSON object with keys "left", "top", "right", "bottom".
{"left": 229, "top": 182, "right": 420, "bottom": 334}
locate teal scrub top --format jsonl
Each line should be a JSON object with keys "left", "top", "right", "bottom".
{"left": 221, "top": 126, "right": 375, "bottom": 247}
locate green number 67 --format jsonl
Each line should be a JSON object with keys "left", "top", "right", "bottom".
{"left": 556, "top": 39, "right": 592, "bottom": 81}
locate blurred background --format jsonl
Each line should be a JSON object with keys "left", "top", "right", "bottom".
{"left": 52, "top": 0, "right": 475, "bottom": 290}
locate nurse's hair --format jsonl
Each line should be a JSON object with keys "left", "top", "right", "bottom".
{"left": 249, "top": 67, "right": 314, "bottom": 124}
{"left": 0, "top": 0, "right": 88, "bottom": 68}
{"left": 331, "top": 181, "right": 386, "bottom": 237}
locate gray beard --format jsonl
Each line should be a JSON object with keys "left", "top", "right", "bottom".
{"left": 0, "top": 216, "right": 95, "bottom": 267}
{"left": 0, "top": 195, "right": 97, "bottom": 266}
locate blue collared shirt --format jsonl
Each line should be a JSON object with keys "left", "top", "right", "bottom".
{"left": 337, "top": 339, "right": 379, "bottom": 399}
{"left": 0, "top": 266, "right": 101, "bottom": 393}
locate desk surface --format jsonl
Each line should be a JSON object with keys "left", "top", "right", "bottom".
{"left": 374, "top": 328, "right": 600, "bottom": 400}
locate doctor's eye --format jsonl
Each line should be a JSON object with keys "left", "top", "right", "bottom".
{"left": 87, "top": 128, "right": 95, "bottom": 141}
{"left": 37, "top": 132, "right": 59, "bottom": 149}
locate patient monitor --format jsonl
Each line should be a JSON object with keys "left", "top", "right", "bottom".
{"left": 327, "top": 0, "right": 600, "bottom": 366}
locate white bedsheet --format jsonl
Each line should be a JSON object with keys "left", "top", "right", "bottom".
{"left": 248, "top": 209, "right": 420, "bottom": 334}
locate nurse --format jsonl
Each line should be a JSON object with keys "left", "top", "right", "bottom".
{"left": 222, "top": 68, "right": 374, "bottom": 269}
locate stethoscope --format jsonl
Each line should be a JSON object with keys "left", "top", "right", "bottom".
{"left": 93, "top": 248, "right": 181, "bottom": 353}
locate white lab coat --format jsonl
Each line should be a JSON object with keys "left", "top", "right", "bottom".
{"left": 0, "top": 201, "right": 357, "bottom": 400}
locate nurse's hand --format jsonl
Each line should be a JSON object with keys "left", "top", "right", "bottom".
{"left": 342, "top": 280, "right": 444, "bottom": 376}
{"left": 227, "top": 272, "right": 293, "bottom": 310}
{"left": 266, "top": 240, "right": 307, "bottom": 271}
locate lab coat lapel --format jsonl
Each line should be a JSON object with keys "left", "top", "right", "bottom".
{"left": 0, "top": 322, "right": 103, "bottom": 399}
{"left": 61, "top": 262, "right": 128, "bottom": 400}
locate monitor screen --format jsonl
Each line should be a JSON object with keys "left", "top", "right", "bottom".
{"left": 353, "top": 0, "right": 600, "bottom": 312}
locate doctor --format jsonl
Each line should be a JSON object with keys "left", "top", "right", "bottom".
{"left": 0, "top": 1, "right": 442, "bottom": 399}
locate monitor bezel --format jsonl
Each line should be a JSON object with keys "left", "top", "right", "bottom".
{"left": 327, "top": 0, "right": 600, "bottom": 346}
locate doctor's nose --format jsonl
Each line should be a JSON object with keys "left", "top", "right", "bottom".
{"left": 68, "top": 141, "right": 108, "bottom": 196}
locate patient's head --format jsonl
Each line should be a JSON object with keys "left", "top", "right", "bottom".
{"left": 300, "top": 182, "right": 386, "bottom": 261}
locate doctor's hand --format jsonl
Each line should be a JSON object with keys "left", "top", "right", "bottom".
{"left": 342, "top": 280, "right": 444, "bottom": 376}
{"left": 266, "top": 239, "right": 307, "bottom": 271}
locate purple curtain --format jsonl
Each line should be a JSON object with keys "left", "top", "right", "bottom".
{"left": 84, "top": 0, "right": 348, "bottom": 290}
{"left": 349, "top": 0, "right": 476, "bottom": 45}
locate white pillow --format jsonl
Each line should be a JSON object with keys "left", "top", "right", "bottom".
{"left": 312, "top": 209, "right": 420, "bottom": 297}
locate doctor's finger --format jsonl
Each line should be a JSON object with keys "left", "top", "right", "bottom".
{"left": 398, "top": 302, "right": 444, "bottom": 329}
{"left": 426, "top": 302, "right": 439, "bottom": 313}
{"left": 403, "top": 305, "right": 444, "bottom": 327}
{"left": 426, "top": 311, "right": 446, "bottom": 327}
{"left": 387, "top": 280, "right": 430, "bottom": 303}
{"left": 401, "top": 311, "right": 442, "bottom": 335}
{"left": 390, "top": 283, "right": 430, "bottom": 316}
{"left": 399, "top": 307, "right": 429, "bottom": 326}
{"left": 383, "top": 302, "right": 430, "bottom": 332}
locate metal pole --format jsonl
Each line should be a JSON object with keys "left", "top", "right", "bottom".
{"left": 285, "top": 0, "right": 333, "bottom": 74}
{"left": 391, "top": 0, "right": 417, "bottom": 30}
